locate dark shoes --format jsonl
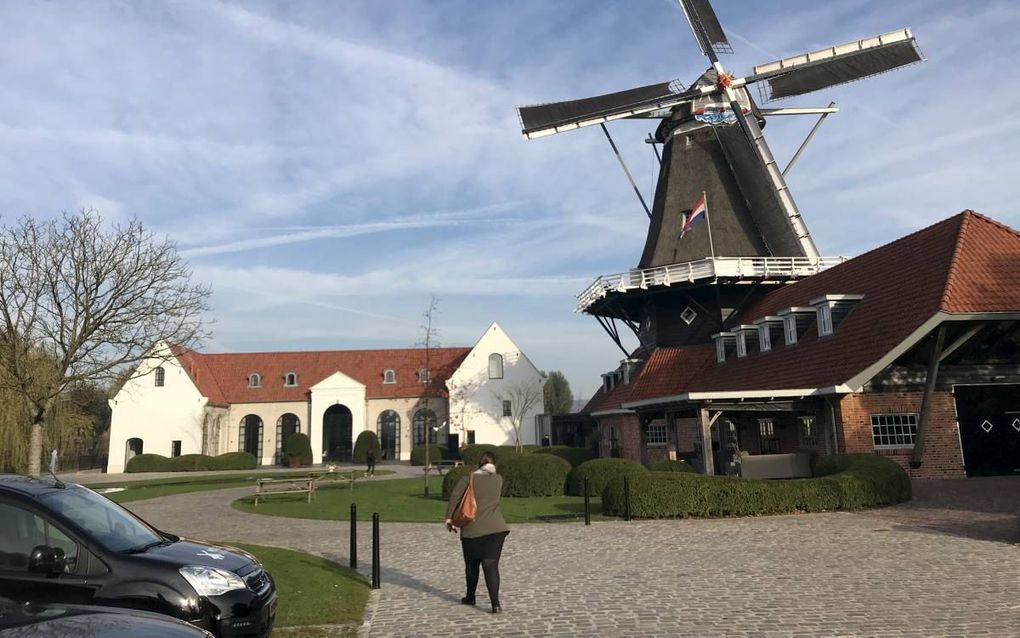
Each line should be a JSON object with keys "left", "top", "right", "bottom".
{"left": 460, "top": 597, "right": 475, "bottom": 606}
{"left": 491, "top": 604, "right": 502, "bottom": 614}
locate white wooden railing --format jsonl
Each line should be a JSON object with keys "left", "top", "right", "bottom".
{"left": 575, "top": 256, "right": 847, "bottom": 312}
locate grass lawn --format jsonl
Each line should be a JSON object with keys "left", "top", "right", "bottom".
{"left": 225, "top": 542, "right": 369, "bottom": 631}
{"left": 88, "top": 470, "right": 392, "bottom": 504}
{"left": 232, "top": 476, "right": 604, "bottom": 523}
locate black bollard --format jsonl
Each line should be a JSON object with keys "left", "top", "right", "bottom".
{"left": 349, "top": 503, "right": 357, "bottom": 569}
{"left": 371, "top": 513, "right": 381, "bottom": 589}
{"left": 583, "top": 477, "right": 591, "bottom": 526}
{"left": 623, "top": 476, "right": 632, "bottom": 522}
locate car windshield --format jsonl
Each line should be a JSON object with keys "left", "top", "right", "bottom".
{"left": 38, "top": 486, "right": 163, "bottom": 553}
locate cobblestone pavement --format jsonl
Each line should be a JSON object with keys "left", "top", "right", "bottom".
{"left": 126, "top": 479, "right": 1020, "bottom": 638}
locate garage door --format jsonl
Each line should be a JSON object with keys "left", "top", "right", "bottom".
{"left": 954, "top": 384, "right": 1020, "bottom": 477}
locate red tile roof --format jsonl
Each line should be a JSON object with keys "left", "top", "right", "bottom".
{"left": 581, "top": 346, "right": 715, "bottom": 414}
{"left": 171, "top": 346, "right": 470, "bottom": 405}
{"left": 605, "top": 211, "right": 1020, "bottom": 406}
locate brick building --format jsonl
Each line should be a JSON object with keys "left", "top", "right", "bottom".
{"left": 583, "top": 211, "right": 1020, "bottom": 479}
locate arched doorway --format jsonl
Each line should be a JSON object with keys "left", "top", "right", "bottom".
{"left": 275, "top": 413, "right": 301, "bottom": 465}
{"left": 239, "top": 414, "right": 263, "bottom": 462}
{"left": 377, "top": 410, "right": 400, "bottom": 461}
{"left": 125, "top": 438, "right": 143, "bottom": 467}
{"left": 322, "top": 404, "right": 353, "bottom": 462}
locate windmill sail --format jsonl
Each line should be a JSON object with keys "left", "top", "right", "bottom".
{"left": 677, "top": 0, "right": 732, "bottom": 55}
{"left": 750, "top": 28, "right": 922, "bottom": 100}
{"left": 518, "top": 80, "right": 690, "bottom": 139}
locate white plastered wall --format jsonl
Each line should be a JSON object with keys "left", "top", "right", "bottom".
{"left": 107, "top": 344, "right": 207, "bottom": 473}
{"left": 225, "top": 401, "right": 310, "bottom": 467}
{"left": 309, "top": 372, "right": 367, "bottom": 463}
{"left": 448, "top": 322, "right": 546, "bottom": 448}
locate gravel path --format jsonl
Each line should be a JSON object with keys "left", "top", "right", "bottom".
{"left": 124, "top": 476, "right": 1020, "bottom": 637}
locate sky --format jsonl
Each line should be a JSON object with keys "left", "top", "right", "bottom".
{"left": 1, "top": 0, "right": 1019, "bottom": 400}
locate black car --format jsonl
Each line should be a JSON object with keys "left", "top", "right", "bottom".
{"left": 0, "top": 595, "right": 214, "bottom": 637}
{"left": 0, "top": 475, "right": 276, "bottom": 637}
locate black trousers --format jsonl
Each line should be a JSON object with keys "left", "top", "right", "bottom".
{"left": 461, "top": 531, "right": 508, "bottom": 605}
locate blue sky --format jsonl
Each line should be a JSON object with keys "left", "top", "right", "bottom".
{"left": 1, "top": 0, "right": 1019, "bottom": 400}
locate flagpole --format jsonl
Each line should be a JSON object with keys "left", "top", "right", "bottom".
{"left": 703, "top": 191, "right": 716, "bottom": 262}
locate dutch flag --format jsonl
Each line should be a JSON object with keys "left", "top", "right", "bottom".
{"left": 679, "top": 192, "right": 707, "bottom": 239}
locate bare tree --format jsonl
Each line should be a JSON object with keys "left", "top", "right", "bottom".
{"left": 416, "top": 295, "right": 440, "bottom": 496}
{"left": 495, "top": 378, "right": 544, "bottom": 453}
{"left": 0, "top": 211, "right": 210, "bottom": 475}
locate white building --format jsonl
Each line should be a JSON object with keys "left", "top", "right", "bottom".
{"left": 107, "top": 322, "right": 545, "bottom": 472}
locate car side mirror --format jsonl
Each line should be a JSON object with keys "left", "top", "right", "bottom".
{"left": 28, "top": 545, "right": 65, "bottom": 575}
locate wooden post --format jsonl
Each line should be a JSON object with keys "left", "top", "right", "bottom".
{"left": 699, "top": 404, "right": 715, "bottom": 476}
{"left": 911, "top": 324, "right": 946, "bottom": 468}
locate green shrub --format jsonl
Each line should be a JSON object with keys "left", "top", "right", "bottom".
{"left": 533, "top": 445, "right": 597, "bottom": 468}
{"left": 500, "top": 454, "right": 571, "bottom": 497}
{"left": 352, "top": 431, "right": 382, "bottom": 463}
{"left": 410, "top": 444, "right": 447, "bottom": 466}
{"left": 460, "top": 444, "right": 520, "bottom": 467}
{"left": 208, "top": 451, "right": 257, "bottom": 470}
{"left": 565, "top": 458, "right": 648, "bottom": 497}
{"left": 285, "top": 433, "right": 313, "bottom": 467}
{"left": 168, "top": 454, "right": 213, "bottom": 471}
{"left": 441, "top": 465, "right": 473, "bottom": 499}
{"left": 601, "top": 453, "right": 911, "bottom": 518}
{"left": 125, "top": 453, "right": 173, "bottom": 473}
{"left": 648, "top": 459, "right": 695, "bottom": 473}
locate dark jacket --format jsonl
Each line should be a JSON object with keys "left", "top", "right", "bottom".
{"left": 445, "top": 471, "right": 509, "bottom": 539}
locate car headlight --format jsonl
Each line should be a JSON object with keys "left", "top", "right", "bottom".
{"left": 179, "top": 565, "right": 247, "bottom": 596}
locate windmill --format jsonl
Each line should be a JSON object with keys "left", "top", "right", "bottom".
{"left": 517, "top": 0, "right": 923, "bottom": 355}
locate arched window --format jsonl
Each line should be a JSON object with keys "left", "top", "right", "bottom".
{"left": 248, "top": 373, "right": 261, "bottom": 388}
{"left": 418, "top": 369, "right": 430, "bottom": 384}
{"left": 412, "top": 409, "right": 437, "bottom": 446}
{"left": 154, "top": 366, "right": 165, "bottom": 387}
{"left": 377, "top": 410, "right": 401, "bottom": 460}
{"left": 488, "top": 353, "right": 503, "bottom": 379}
{"left": 383, "top": 369, "right": 396, "bottom": 384}
{"left": 284, "top": 372, "right": 297, "bottom": 387}
{"left": 275, "top": 413, "right": 301, "bottom": 464}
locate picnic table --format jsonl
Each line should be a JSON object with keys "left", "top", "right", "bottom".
{"left": 253, "top": 475, "right": 317, "bottom": 506}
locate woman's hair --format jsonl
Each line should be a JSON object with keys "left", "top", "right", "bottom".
{"left": 478, "top": 451, "right": 496, "bottom": 467}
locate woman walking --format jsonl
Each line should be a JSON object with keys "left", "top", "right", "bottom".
{"left": 445, "top": 452, "right": 509, "bottom": 613}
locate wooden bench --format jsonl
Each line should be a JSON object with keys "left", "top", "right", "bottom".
{"left": 425, "top": 460, "right": 464, "bottom": 475}
{"left": 253, "top": 476, "right": 316, "bottom": 506}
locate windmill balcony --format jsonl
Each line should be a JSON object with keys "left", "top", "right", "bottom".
{"left": 576, "top": 256, "right": 847, "bottom": 313}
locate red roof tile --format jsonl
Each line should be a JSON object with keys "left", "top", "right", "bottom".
{"left": 622, "top": 211, "right": 1020, "bottom": 401}
{"left": 171, "top": 346, "right": 470, "bottom": 405}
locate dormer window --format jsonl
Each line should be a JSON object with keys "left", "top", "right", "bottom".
{"left": 810, "top": 294, "right": 864, "bottom": 337}
{"left": 383, "top": 369, "right": 396, "bottom": 384}
{"left": 778, "top": 307, "right": 815, "bottom": 346}
{"left": 488, "top": 353, "right": 504, "bottom": 379}
{"left": 602, "top": 373, "right": 615, "bottom": 393}
{"left": 734, "top": 325, "right": 758, "bottom": 358}
{"left": 284, "top": 372, "right": 298, "bottom": 387}
{"left": 248, "top": 373, "right": 262, "bottom": 388}
{"left": 712, "top": 332, "right": 737, "bottom": 363}
{"left": 418, "top": 368, "right": 430, "bottom": 384}
{"left": 754, "top": 316, "right": 783, "bottom": 353}
{"left": 154, "top": 366, "right": 165, "bottom": 387}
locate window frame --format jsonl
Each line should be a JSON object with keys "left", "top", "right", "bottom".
{"left": 383, "top": 369, "right": 396, "bottom": 384}
{"left": 645, "top": 419, "right": 668, "bottom": 446}
{"left": 417, "top": 369, "right": 430, "bottom": 384}
{"left": 0, "top": 500, "right": 80, "bottom": 574}
{"left": 502, "top": 400, "right": 512, "bottom": 417}
{"left": 870, "top": 413, "right": 918, "bottom": 449}
{"left": 154, "top": 366, "right": 165, "bottom": 387}
{"left": 488, "top": 353, "right": 504, "bottom": 380}
{"left": 758, "top": 417, "right": 780, "bottom": 454}
{"left": 284, "top": 372, "right": 298, "bottom": 387}
{"left": 248, "top": 373, "right": 262, "bottom": 388}
{"left": 798, "top": 415, "right": 819, "bottom": 448}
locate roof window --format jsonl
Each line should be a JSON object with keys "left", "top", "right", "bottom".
{"left": 809, "top": 294, "right": 864, "bottom": 337}
{"left": 753, "top": 316, "right": 783, "bottom": 353}
{"left": 248, "top": 373, "right": 262, "bottom": 388}
{"left": 777, "top": 307, "right": 815, "bottom": 346}
{"left": 712, "top": 332, "right": 737, "bottom": 363}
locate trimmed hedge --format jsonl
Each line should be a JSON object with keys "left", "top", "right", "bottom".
{"left": 500, "top": 454, "right": 571, "bottom": 497}
{"left": 442, "top": 465, "right": 473, "bottom": 499}
{"left": 601, "top": 453, "right": 911, "bottom": 518}
{"left": 648, "top": 459, "right": 696, "bottom": 473}
{"left": 565, "top": 458, "right": 648, "bottom": 497}
{"left": 353, "top": 431, "right": 382, "bottom": 464}
{"left": 125, "top": 453, "right": 173, "bottom": 473}
{"left": 285, "top": 433, "right": 313, "bottom": 467}
{"left": 410, "top": 444, "right": 447, "bottom": 466}
{"left": 533, "top": 445, "right": 597, "bottom": 468}
{"left": 460, "top": 444, "right": 521, "bottom": 467}
{"left": 208, "top": 451, "right": 257, "bottom": 470}
{"left": 125, "top": 451, "right": 257, "bottom": 473}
